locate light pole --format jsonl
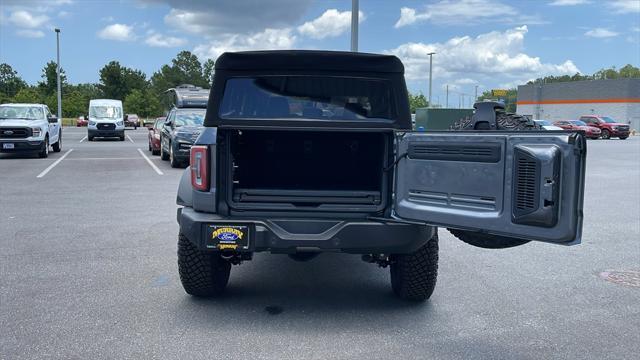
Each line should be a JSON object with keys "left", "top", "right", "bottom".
{"left": 427, "top": 52, "right": 435, "bottom": 107}
{"left": 55, "top": 28, "right": 61, "bottom": 120}
{"left": 351, "top": 0, "right": 359, "bottom": 52}
{"left": 474, "top": 85, "right": 478, "bottom": 103}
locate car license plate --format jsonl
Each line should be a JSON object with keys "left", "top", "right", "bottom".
{"left": 2, "top": 143, "right": 14, "bottom": 149}
{"left": 206, "top": 225, "right": 250, "bottom": 250}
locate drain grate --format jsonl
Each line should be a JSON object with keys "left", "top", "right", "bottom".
{"left": 599, "top": 270, "right": 640, "bottom": 288}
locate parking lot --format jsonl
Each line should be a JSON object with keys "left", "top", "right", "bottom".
{"left": 1, "top": 127, "right": 639, "bottom": 359}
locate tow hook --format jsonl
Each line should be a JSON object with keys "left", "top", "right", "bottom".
{"left": 220, "top": 251, "right": 252, "bottom": 265}
{"left": 361, "top": 254, "right": 393, "bottom": 268}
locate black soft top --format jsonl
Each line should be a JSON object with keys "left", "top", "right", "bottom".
{"left": 215, "top": 50, "right": 404, "bottom": 73}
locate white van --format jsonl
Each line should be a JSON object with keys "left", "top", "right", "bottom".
{"left": 87, "top": 99, "right": 124, "bottom": 141}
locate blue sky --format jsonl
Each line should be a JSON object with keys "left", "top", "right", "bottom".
{"left": 1, "top": 0, "right": 639, "bottom": 106}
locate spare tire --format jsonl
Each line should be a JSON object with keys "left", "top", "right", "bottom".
{"left": 447, "top": 106, "right": 540, "bottom": 249}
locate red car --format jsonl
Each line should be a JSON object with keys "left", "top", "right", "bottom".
{"left": 148, "top": 117, "right": 166, "bottom": 155}
{"left": 553, "top": 120, "right": 601, "bottom": 139}
{"left": 579, "top": 115, "right": 630, "bottom": 140}
{"left": 76, "top": 115, "right": 88, "bottom": 127}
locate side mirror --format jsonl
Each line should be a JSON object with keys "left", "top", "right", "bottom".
{"left": 84, "top": 115, "right": 88, "bottom": 120}
{"left": 124, "top": 115, "right": 129, "bottom": 121}
{"left": 164, "top": 121, "right": 172, "bottom": 127}
{"left": 47, "top": 116, "right": 58, "bottom": 123}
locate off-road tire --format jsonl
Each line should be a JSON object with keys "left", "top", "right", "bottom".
{"left": 447, "top": 109, "right": 536, "bottom": 249}
{"left": 447, "top": 229, "right": 530, "bottom": 249}
{"left": 390, "top": 232, "right": 439, "bottom": 301}
{"left": 52, "top": 131, "right": 62, "bottom": 152}
{"left": 600, "top": 129, "right": 610, "bottom": 139}
{"left": 38, "top": 136, "right": 49, "bottom": 158}
{"left": 450, "top": 110, "right": 541, "bottom": 131}
{"left": 178, "top": 234, "right": 231, "bottom": 297}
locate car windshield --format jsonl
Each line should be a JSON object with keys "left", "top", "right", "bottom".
{"left": 536, "top": 120, "right": 552, "bottom": 126}
{"left": 174, "top": 110, "right": 205, "bottom": 127}
{"left": 570, "top": 120, "right": 587, "bottom": 126}
{"left": 601, "top": 116, "right": 617, "bottom": 123}
{"left": 0, "top": 106, "right": 44, "bottom": 120}
{"left": 90, "top": 105, "right": 122, "bottom": 119}
{"left": 219, "top": 76, "right": 395, "bottom": 121}
{"left": 128, "top": 114, "right": 138, "bottom": 119}
{"left": 154, "top": 120, "right": 165, "bottom": 129}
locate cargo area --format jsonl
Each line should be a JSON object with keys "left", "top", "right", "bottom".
{"left": 228, "top": 129, "right": 389, "bottom": 210}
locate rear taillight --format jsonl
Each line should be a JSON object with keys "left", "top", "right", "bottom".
{"left": 190, "top": 145, "right": 208, "bottom": 191}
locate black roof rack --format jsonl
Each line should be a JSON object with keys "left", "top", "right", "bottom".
{"left": 166, "top": 85, "right": 210, "bottom": 108}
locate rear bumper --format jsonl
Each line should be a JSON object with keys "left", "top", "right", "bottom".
{"left": 178, "top": 207, "right": 434, "bottom": 254}
{"left": 0, "top": 139, "right": 44, "bottom": 153}
{"left": 89, "top": 129, "right": 124, "bottom": 138}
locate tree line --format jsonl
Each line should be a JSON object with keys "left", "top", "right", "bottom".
{"left": 0, "top": 51, "right": 215, "bottom": 118}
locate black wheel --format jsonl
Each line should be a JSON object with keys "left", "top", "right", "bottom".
{"left": 148, "top": 141, "right": 152, "bottom": 151}
{"left": 170, "top": 143, "right": 180, "bottom": 168}
{"left": 448, "top": 108, "right": 535, "bottom": 249}
{"left": 152, "top": 149, "right": 160, "bottom": 156}
{"left": 601, "top": 129, "right": 610, "bottom": 139}
{"left": 390, "top": 231, "right": 439, "bottom": 301}
{"left": 87, "top": 135, "right": 93, "bottom": 142}
{"left": 38, "top": 136, "right": 49, "bottom": 158}
{"left": 619, "top": 136, "right": 628, "bottom": 140}
{"left": 178, "top": 233, "right": 231, "bottom": 297}
{"left": 52, "top": 131, "right": 62, "bottom": 152}
{"left": 160, "top": 140, "right": 169, "bottom": 161}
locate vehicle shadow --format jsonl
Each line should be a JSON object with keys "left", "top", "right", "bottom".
{"left": 0, "top": 152, "right": 40, "bottom": 159}
{"left": 171, "top": 253, "right": 436, "bottom": 331}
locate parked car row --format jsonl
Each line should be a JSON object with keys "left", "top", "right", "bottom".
{"left": 535, "top": 115, "right": 630, "bottom": 140}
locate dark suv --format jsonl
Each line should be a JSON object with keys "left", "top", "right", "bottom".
{"left": 175, "top": 51, "right": 587, "bottom": 301}
{"left": 579, "top": 115, "right": 630, "bottom": 140}
{"left": 160, "top": 87, "right": 209, "bottom": 168}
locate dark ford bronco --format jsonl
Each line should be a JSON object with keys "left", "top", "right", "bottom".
{"left": 176, "top": 51, "right": 587, "bottom": 301}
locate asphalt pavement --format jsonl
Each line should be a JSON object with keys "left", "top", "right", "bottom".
{"left": 1, "top": 128, "right": 639, "bottom": 359}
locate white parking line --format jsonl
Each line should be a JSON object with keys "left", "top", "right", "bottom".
{"left": 65, "top": 157, "right": 140, "bottom": 161}
{"left": 127, "top": 135, "right": 134, "bottom": 143}
{"left": 137, "top": 148, "right": 163, "bottom": 175}
{"left": 79, "top": 136, "right": 87, "bottom": 143}
{"left": 37, "top": 149, "right": 73, "bottom": 178}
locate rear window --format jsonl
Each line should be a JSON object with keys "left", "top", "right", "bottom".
{"left": 218, "top": 76, "right": 396, "bottom": 121}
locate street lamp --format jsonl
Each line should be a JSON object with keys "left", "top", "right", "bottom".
{"left": 55, "top": 28, "right": 61, "bottom": 120}
{"left": 351, "top": 0, "right": 359, "bottom": 52}
{"left": 427, "top": 52, "right": 435, "bottom": 107}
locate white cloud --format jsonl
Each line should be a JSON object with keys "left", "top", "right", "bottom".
{"left": 193, "top": 28, "right": 296, "bottom": 60}
{"left": 385, "top": 26, "right": 579, "bottom": 83}
{"left": 145, "top": 33, "right": 187, "bottom": 47}
{"left": 97, "top": 23, "right": 136, "bottom": 41}
{"left": 394, "top": 0, "right": 520, "bottom": 28}
{"left": 8, "top": 10, "right": 49, "bottom": 29}
{"left": 162, "top": 0, "right": 312, "bottom": 37}
{"left": 101, "top": 16, "right": 114, "bottom": 22}
{"left": 548, "top": 0, "right": 590, "bottom": 5}
{"left": 297, "top": 9, "right": 365, "bottom": 39}
{"left": 607, "top": 0, "right": 640, "bottom": 13}
{"left": 16, "top": 29, "right": 45, "bottom": 38}
{"left": 57, "top": 10, "right": 70, "bottom": 18}
{"left": 584, "top": 28, "right": 619, "bottom": 38}
{"left": 632, "top": 26, "right": 640, "bottom": 32}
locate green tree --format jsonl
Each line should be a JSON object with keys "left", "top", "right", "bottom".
{"left": 38, "top": 61, "right": 67, "bottom": 96}
{"left": 12, "top": 87, "right": 42, "bottom": 103}
{"left": 477, "top": 89, "right": 518, "bottom": 112}
{"left": 0, "top": 63, "right": 27, "bottom": 99}
{"left": 203, "top": 58, "right": 215, "bottom": 85}
{"left": 124, "top": 89, "right": 161, "bottom": 118}
{"left": 98, "top": 61, "right": 148, "bottom": 100}
{"left": 408, "top": 92, "right": 428, "bottom": 113}
{"left": 172, "top": 51, "right": 207, "bottom": 87}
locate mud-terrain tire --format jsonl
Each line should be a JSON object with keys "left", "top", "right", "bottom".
{"left": 178, "top": 234, "right": 231, "bottom": 297}
{"left": 390, "top": 232, "right": 439, "bottom": 301}
{"left": 448, "top": 109, "right": 536, "bottom": 249}
{"left": 450, "top": 110, "right": 541, "bottom": 131}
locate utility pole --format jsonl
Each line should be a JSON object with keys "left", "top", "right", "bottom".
{"left": 474, "top": 85, "right": 478, "bottom": 103}
{"left": 427, "top": 52, "right": 435, "bottom": 107}
{"left": 446, "top": 85, "right": 449, "bottom": 108}
{"left": 350, "top": 0, "right": 359, "bottom": 52}
{"left": 55, "top": 28, "right": 62, "bottom": 120}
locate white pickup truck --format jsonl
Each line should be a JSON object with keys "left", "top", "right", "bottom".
{"left": 0, "top": 103, "right": 62, "bottom": 158}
